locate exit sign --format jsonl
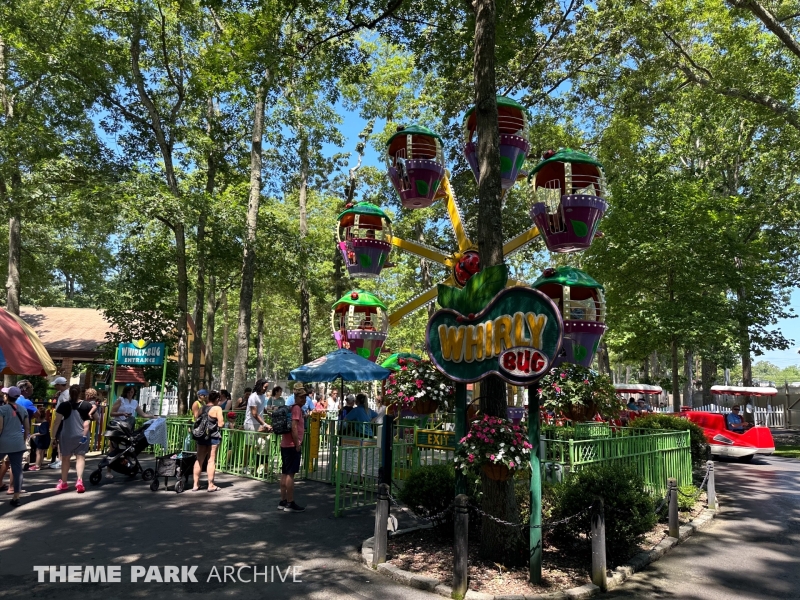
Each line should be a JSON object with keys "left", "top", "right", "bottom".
{"left": 415, "top": 429, "right": 456, "bottom": 450}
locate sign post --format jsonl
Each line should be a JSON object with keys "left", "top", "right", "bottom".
{"left": 425, "top": 267, "right": 563, "bottom": 586}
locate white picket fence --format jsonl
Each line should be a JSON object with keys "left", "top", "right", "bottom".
{"left": 651, "top": 406, "right": 675, "bottom": 414}
{"left": 694, "top": 403, "right": 785, "bottom": 428}
{"left": 139, "top": 386, "right": 179, "bottom": 415}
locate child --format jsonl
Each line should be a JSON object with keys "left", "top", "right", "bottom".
{"left": 28, "top": 416, "right": 51, "bottom": 471}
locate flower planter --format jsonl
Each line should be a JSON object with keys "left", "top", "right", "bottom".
{"left": 563, "top": 402, "right": 598, "bottom": 423}
{"left": 481, "top": 463, "right": 511, "bottom": 481}
{"left": 412, "top": 399, "right": 439, "bottom": 415}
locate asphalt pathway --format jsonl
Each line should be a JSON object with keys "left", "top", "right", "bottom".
{"left": 606, "top": 455, "right": 800, "bottom": 600}
{"left": 0, "top": 456, "right": 435, "bottom": 600}
{"left": 1, "top": 454, "right": 798, "bottom": 600}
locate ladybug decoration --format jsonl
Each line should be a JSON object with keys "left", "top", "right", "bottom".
{"left": 453, "top": 250, "right": 481, "bottom": 287}
{"left": 350, "top": 291, "right": 359, "bottom": 300}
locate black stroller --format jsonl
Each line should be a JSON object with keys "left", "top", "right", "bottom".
{"left": 88, "top": 419, "right": 155, "bottom": 485}
{"left": 150, "top": 452, "right": 199, "bottom": 493}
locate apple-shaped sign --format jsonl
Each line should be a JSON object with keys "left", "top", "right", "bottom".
{"left": 426, "top": 266, "right": 563, "bottom": 386}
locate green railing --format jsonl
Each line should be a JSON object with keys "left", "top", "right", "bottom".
{"left": 542, "top": 427, "right": 692, "bottom": 497}
{"left": 334, "top": 424, "right": 382, "bottom": 516}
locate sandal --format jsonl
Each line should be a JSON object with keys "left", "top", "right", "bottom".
{"left": 207, "top": 486, "right": 220, "bottom": 492}
{"left": 191, "top": 487, "right": 201, "bottom": 492}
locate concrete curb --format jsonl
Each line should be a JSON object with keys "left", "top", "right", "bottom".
{"left": 360, "top": 507, "right": 718, "bottom": 599}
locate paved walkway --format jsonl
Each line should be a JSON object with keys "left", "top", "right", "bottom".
{"left": 2, "top": 454, "right": 798, "bottom": 599}
{"left": 0, "top": 456, "right": 434, "bottom": 600}
{"left": 606, "top": 455, "right": 800, "bottom": 600}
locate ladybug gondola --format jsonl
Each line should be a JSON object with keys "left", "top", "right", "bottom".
{"left": 529, "top": 149, "right": 608, "bottom": 253}
{"left": 331, "top": 290, "right": 390, "bottom": 362}
{"left": 386, "top": 125, "right": 445, "bottom": 209}
{"left": 337, "top": 202, "right": 393, "bottom": 279}
{"left": 532, "top": 266, "right": 606, "bottom": 368}
{"left": 463, "top": 96, "right": 530, "bottom": 190}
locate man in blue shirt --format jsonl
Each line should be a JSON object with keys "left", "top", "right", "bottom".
{"left": 725, "top": 405, "right": 750, "bottom": 432}
{"left": 13, "top": 380, "right": 38, "bottom": 419}
{"left": 286, "top": 385, "right": 315, "bottom": 415}
{"left": 345, "top": 393, "right": 378, "bottom": 437}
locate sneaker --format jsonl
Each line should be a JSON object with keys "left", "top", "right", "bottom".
{"left": 285, "top": 501, "right": 305, "bottom": 513}
{"left": 76, "top": 479, "right": 85, "bottom": 493}
{"left": 55, "top": 480, "right": 69, "bottom": 491}
{"left": 50, "top": 461, "right": 62, "bottom": 469}
{"left": 28, "top": 465, "right": 39, "bottom": 472}
{"left": 278, "top": 500, "right": 288, "bottom": 511}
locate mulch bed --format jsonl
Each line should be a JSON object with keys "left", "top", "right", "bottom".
{"left": 386, "top": 494, "right": 709, "bottom": 596}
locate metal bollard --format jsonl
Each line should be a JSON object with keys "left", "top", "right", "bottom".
{"left": 667, "top": 478, "right": 679, "bottom": 538}
{"left": 373, "top": 483, "right": 390, "bottom": 566}
{"left": 591, "top": 497, "right": 607, "bottom": 591}
{"left": 453, "top": 494, "right": 470, "bottom": 598}
{"left": 706, "top": 460, "right": 716, "bottom": 510}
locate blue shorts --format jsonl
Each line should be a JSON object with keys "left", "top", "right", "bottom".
{"left": 196, "top": 437, "right": 221, "bottom": 447}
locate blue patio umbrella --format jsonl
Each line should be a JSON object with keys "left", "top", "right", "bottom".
{"left": 289, "top": 348, "right": 391, "bottom": 383}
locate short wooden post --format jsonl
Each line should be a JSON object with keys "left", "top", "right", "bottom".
{"left": 591, "top": 497, "right": 607, "bottom": 591}
{"left": 373, "top": 483, "right": 390, "bottom": 566}
{"left": 453, "top": 494, "right": 470, "bottom": 598}
{"left": 667, "top": 478, "right": 679, "bottom": 538}
{"left": 706, "top": 460, "right": 716, "bottom": 510}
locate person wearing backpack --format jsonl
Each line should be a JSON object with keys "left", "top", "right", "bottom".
{"left": 0, "top": 387, "right": 29, "bottom": 507}
{"left": 278, "top": 383, "right": 307, "bottom": 512}
{"left": 192, "top": 390, "right": 224, "bottom": 492}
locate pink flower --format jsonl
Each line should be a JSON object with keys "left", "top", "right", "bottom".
{"left": 415, "top": 379, "right": 424, "bottom": 389}
{"left": 509, "top": 461, "right": 515, "bottom": 468}
{"left": 583, "top": 379, "right": 590, "bottom": 385}
{"left": 554, "top": 385, "right": 561, "bottom": 393}
{"left": 560, "top": 372, "right": 567, "bottom": 379}
{"left": 468, "top": 454, "right": 475, "bottom": 463}
{"left": 490, "top": 454, "right": 496, "bottom": 461}
{"left": 537, "top": 388, "right": 543, "bottom": 394}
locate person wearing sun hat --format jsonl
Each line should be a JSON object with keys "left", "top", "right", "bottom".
{"left": 278, "top": 382, "right": 306, "bottom": 512}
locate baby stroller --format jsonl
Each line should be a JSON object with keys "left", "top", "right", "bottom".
{"left": 88, "top": 419, "right": 155, "bottom": 485}
{"left": 150, "top": 452, "right": 198, "bottom": 493}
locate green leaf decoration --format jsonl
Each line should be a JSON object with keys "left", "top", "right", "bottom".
{"left": 356, "top": 347, "right": 370, "bottom": 359}
{"left": 431, "top": 179, "right": 441, "bottom": 195}
{"left": 378, "top": 253, "right": 386, "bottom": 267}
{"left": 574, "top": 344, "right": 588, "bottom": 362}
{"left": 415, "top": 180, "right": 429, "bottom": 196}
{"left": 570, "top": 220, "right": 589, "bottom": 237}
{"left": 359, "top": 253, "right": 372, "bottom": 267}
{"left": 437, "top": 282, "right": 463, "bottom": 311}
{"left": 515, "top": 152, "right": 526, "bottom": 170}
{"left": 461, "top": 264, "right": 509, "bottom": 315}
{"left": 500, "top": 156, "right": 513, "bottom": 173}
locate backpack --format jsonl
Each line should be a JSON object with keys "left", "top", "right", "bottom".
{"left": 271, "top": 405, "right": 293, "bottom": 435}
{"left": 192, "top": 406, "right": 219, "bottom": 441}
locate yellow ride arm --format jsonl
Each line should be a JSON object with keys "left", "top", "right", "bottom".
{"left": 388, "top": 277, "right": 455, "bottom": 327}
{"left": 440, "top": 174, "right": 471, "bottom": 253}
{"left": 502, "top": 225, "right": 540, "bottom": 258}
{"left": 391, "top": 237, "right": 452, "bottom": 266}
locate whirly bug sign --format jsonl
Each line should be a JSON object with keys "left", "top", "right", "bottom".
{"left": 425, "top": 287, "right": 563, "bottom": 386}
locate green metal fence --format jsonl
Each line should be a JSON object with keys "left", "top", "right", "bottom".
{"left": 542, "top": 427, "right": 692, "bottom": 497}
{"left": 334, "top": 422, "right": 382, "bottom": 516}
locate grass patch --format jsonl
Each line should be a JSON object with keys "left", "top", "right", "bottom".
{"left": 774, "top": 445, "right": 800, "bottom": 459}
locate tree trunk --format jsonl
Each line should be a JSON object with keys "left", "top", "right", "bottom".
{"left": 256, "top": 307, "right": 265, "bottom": 380}
{"left": 3, "top": 172, "right": 20, "bottom": 389}
{"left": 190, "top": 210, "right": 206, "bottom": 400}
{"left": 684, "top": 350, "right": 694, "bottom": 408}
{"left": 472, "top": 0, "right": 522, "bottom": 565}
{"left": 175, "top": 223, "right": 190, "bottom": 414}
{"left": 205, "top": 275, "right": 216, "bottom": 389}
{"left": 738, "top": 287, "right": 755, "bottom": 423}
{"left": 671, "top": 337, "right": 681, "bottom": 411}
{"left": 220, "top": 291, "right": 229, "bottom": 390}
{"left": 298, "top": 139, "right": 312, "bottom": 364}
{"left": 642, "top": 357, "right": 650, "bottom": 384}
{"left": 232, "top": 77, "right": 268, "bottom": 398}
{"left": 701, "top": 357, "right": 715, "bottom": 406}
{"left": 597, "top": 340, "right": 611, "bottom": 376}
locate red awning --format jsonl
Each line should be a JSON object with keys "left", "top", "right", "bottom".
{"left": 114, "top": 366, "right": 147, "bottom": 384}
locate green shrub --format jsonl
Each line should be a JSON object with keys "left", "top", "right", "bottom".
{"left": 551, "top": 463, "right": 657, "bottom": 564}
{"left": 677, "top": 485, "right": 698, "bottom": 511}
{"left": 632, "top": 414, "right": 708, "bottom": 466}
{"left": 396, "top": 464, "right": 455, "bottom": 532}
{"left": 542, "top": 425, "right": 576, "bottom": 440}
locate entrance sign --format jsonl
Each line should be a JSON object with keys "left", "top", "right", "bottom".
{"left": 116, "top": 340, "right": 166, "bottom": 366}
{"left": 426, "top": 287, "right": 563, "bottom": 386}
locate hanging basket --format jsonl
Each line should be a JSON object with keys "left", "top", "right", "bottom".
{"left": 563, "top": 402, "right": 598, "bottom": 423}
{"left": 481, "top": 463, "right": 511, "bottom": 482}
{"left": 412, "top": 399, "right": 439, "bottom": 415}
